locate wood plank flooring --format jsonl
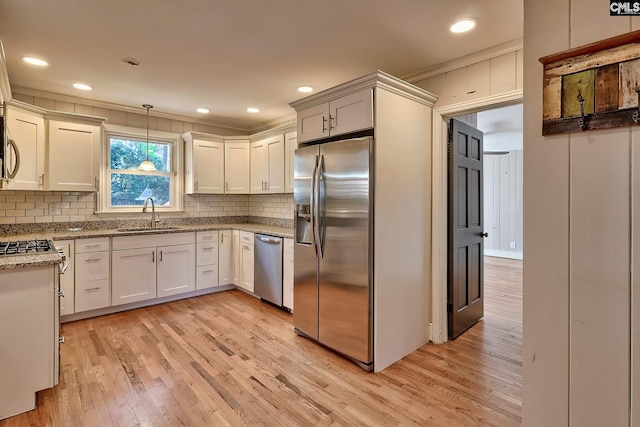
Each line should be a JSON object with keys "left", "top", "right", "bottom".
{"left": 1, "top": 256, "right": 522, "bottom": 426}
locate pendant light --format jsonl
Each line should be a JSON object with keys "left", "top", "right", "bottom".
{"left": 137, "top": 104, "right": 157, "bottom": 171}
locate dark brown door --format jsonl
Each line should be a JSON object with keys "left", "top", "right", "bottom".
{"left": 448, "top": 118, "right": 485, "bottom": 339}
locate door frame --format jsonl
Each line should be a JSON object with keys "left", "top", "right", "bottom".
{"left": 430, "top": 89, "right": 523, "bottom": 344}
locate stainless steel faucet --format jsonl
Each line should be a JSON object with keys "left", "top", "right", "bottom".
{"left": 142, "top": 196, "right": 156, "bottom": 228}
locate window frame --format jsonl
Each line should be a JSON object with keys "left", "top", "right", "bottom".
{"left": 98, "top": 124, "right": 183, "bottom": 214}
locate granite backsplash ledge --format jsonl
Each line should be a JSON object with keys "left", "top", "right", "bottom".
{"left": 0, "top": 216, "right": 293, "bottom": 236}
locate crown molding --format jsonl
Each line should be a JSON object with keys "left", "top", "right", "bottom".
{"left": 403, "top": 38, "right": 523, "bottom": 83}
{"left": 11, "top": 85, "right": 249, "bottom": 133}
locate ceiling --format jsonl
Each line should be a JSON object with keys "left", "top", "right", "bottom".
{"left": 0, "top": 0, "right": 523, "bottom": 132}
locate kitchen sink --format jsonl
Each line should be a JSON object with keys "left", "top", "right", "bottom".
{"left": 116, "top": 227, "right": 181, "bottom": 233}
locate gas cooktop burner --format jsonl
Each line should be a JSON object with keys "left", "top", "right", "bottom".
{"left": 0, "top": 239, "right": 54, "bottom": 256}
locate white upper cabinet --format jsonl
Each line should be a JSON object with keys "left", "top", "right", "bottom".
{"left": 296, "top": 88, "right": 373, "bottom": 144}
{"left": 284, "top": 131, "right": 297, "bottom": 193}
{"left": 423, "top": 49, "right": 522, "bottom": 108}
{"left": 224, "top": 139, "right": 250, "bottom": 193}
{"left": 47, "top": 120, "right": 101, "bottom": 191}
{"left": 297, "top": 103, "right": 330, "bottom": 142}
{"left": 329, "top": 89, "right": 374, "bottom": 136}
{"left": 184, "top": 133, "right": 225, "bottom": 194}
{"left": 250, "top": 134, "right": 284, "bottom": 193}
{"left": 3, "top": 105, "right": 46, "bottom": 190}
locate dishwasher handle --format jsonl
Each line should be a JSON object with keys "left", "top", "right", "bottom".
{"left": 257, "top": 235, "right": 281, "bottom": 244}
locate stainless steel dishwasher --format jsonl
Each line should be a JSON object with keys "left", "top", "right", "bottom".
{"left": 254, "top": 234, "right": 283, "bottom": 306}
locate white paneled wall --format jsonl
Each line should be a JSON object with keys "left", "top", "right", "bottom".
{"left": 483, "top": 150, "right": 523, "bottom": 259}
{"left": 523, "top": 1, "right": 639, "bottom": 425}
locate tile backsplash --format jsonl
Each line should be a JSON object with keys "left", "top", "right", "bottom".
{"left": 0, "top": 190, "right": 294, "bottom": 225}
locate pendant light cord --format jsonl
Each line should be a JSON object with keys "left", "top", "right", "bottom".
{"left": 143, "top": 104, "right": 153, "bottom": 161}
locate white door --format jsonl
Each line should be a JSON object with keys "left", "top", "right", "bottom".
{"left": 224, "top": 141, "right": 250, "bottom": 193}
{"left": 157, "top": 244, "right": 196, "bottom": 297}
{"left": 219, "top": 230, "right": 234, "bottom": 285}
{"left": 194, "top": 139, "right": 225, "bottom": 193}
{"left": 250, "top": 140, "right": 268, "bottom": 193}
{"left": 284, "top": 132, "right": 298, "bottom": 193}
{"left": 297, "top": 103, "right": 330, "bottom": 143}
{"left": 4, "top": 107, "right": 45, "bottom": 190}
{"left": 112, "top": 248, "right": 157, "bottom": 305}
{"left": 47, "top": 121, "right": 101, "bottom": 191}
{"left": 232, "top": 230, "right": 240, "bottom": 284}
{"left": 330, "top": 89, "right": 374, "bottom": 137}
{"left": 266, "top": 135, "right": 285, "bottom": 192}
{"left": 239, "top": 242, "right": 254, "bottom": 292}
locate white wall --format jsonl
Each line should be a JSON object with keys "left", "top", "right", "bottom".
{"left": 523, "top": 2, "right": 639, "bottom": 426}
{"left": 484, "top": 150, "right": 523, "bottom": 258}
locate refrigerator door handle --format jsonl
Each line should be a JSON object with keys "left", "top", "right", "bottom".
{"left": 310, "top": 155, "right": 319, "bottom": 258}
{"left": 315, "top": 154, "right": 325, "bottom": 259}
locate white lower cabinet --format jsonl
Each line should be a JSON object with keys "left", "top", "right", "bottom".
{"left": 196, "top": 231, "right": 219, "bottom": 290}
{"left": 54, "top": 239, "right": 75, "bottom": 316}
{"left": 111, "top": 247, "right": 156, "bottom": 305}
{"left": 232, "top": 230, "right": 240, "bottom": 284}
{"left": 112, "top": 233, "right": 195, "bottom": 306}
{"left": 219, "top": 230, "right": 233, "bottom": 286}
{"left": 237, "top": 231, "right": 254, "bottom": 293}
{"left": 283, "top": 238, "right": 294, "bottom": 311}
{"left": 157, "top": 244, "right": 196, "bottom": 297}
{"left": 74, "top": 237, "right": 110, "bottom": 312}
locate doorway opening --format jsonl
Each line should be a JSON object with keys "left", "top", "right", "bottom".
{"left": 433, "top": 100, "right": 523, "bottom": 343}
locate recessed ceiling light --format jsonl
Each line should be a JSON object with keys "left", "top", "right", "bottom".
{"left": 247, "top": 107, "right": 260, "bottom": 113}
{"left": 298, "top": 86, "right": 314, "bottom": 93}
{"left": 450, "top": 19, "right": 476, "bottom": 33}
{"left": 73, "top": 83, "right": 92, "bottom": 91}
{"left": 23, "top": 57, "right": 48, "bottom": 66}
{"left": 196, "top": 108, "right": 210, "bottom": 114}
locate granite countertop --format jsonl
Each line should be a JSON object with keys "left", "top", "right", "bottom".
{"left": 0, "top": 220, "right": 294, "bottom": 270}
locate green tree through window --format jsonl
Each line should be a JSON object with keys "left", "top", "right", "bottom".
{"left": 109, "top": 137, "right": 173, "bottom": 207}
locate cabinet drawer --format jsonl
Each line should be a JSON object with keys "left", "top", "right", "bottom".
{"left": 75, "top": 279, "right": 110, "bottom": 312}
{"left": 197, "top": 242, "right": 219, "bottom": 266}
{"left": 75, "top": 251, "right": 109, "bottom": 281}
{"left": 196, "top": 265, "right": 219, "bottom": 290}
{"left": 75, "top": 237, "right": 110, "bottom": 253}
{"left": 240, "top": 231, "right": 254, "bottom": 244}
{"left": 197, "top": 230, "right": 218, "bottom": 243}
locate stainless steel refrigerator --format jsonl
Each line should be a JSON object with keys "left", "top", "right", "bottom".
{"left": 293, "top": 136, "right": 373, "bottom": 370}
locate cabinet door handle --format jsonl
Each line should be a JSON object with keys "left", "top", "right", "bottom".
{"left": 83, "top": 258, "right": 102, "bottom": 263}
{"left": 202, "top": 247, "right": 214, "bottom": 251}
{"left": 221, "top": 234, "right": 224, "bottom": 244}
{"left": 85, "top": 286, "right": 102, "bottom": 293}
{"left": 202, "top": 270, "right": 215, "bottom": 274}
{"left": 152, "top": 251, "right": 155, "bottom": 263}
{"left": 329, "top": 114, "right": 335, "bottom": 130}
{"left": 39, "top": 173, "right": 45, "bottom": 187}
{"left": 225, "top": 182, "right": 229, "bottom": 191}
{"left": 94, "top": 176, "right": 99, "bottom": 189}
{"left": 160, "top": 250, "right": 163, "bottom": 262}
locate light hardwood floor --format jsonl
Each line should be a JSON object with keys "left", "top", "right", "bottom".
{"left": 1, "top": 256, "right": 522, "bottom": 426}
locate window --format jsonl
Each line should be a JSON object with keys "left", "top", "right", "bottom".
{"left": 100, "top": 125, "right": 183, "bottom": 213}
